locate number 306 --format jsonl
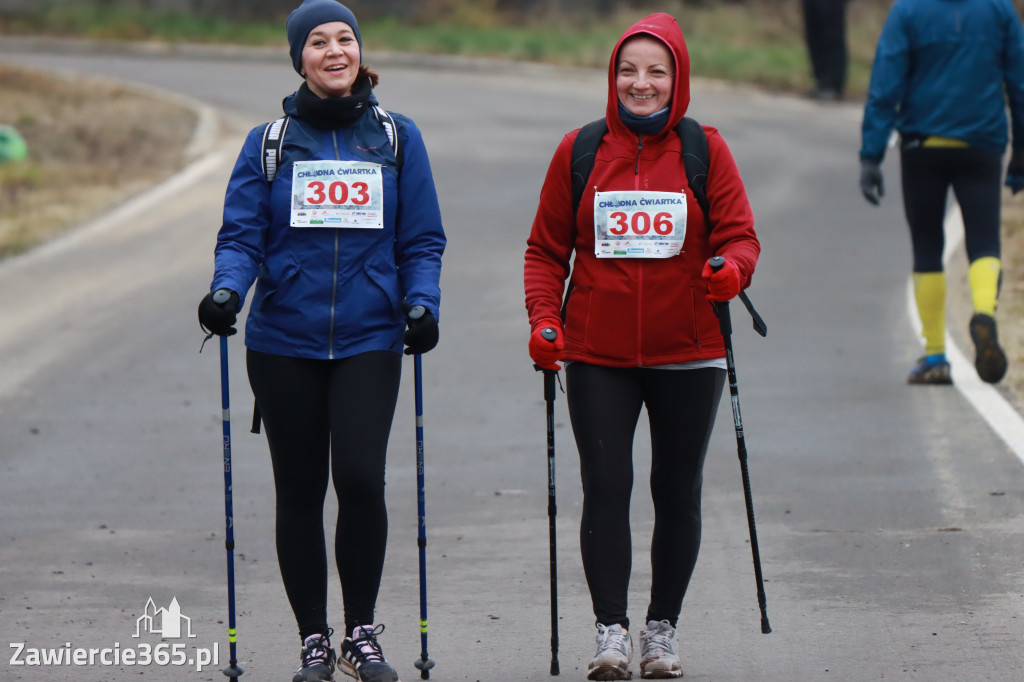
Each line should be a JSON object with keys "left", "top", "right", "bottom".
{"left": 608, "top": 211, "right": 673, "bottom": 235}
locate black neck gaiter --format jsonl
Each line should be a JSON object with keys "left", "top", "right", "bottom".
{"left": 293, "top": 76, "right": 372, "bottom": 129}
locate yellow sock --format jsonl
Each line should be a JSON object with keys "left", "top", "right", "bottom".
{"left": 968, "top": 256, "right": 1001, "bottom": 316}
{"left": 913, "top": 272, "right": 946, "bottom": 356}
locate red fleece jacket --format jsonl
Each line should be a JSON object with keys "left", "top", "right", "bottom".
{"left": 524, "top": 12, "right": 760, "bottom": 367}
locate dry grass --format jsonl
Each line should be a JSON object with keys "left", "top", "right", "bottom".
{"left": 0, "top": 62, "right": 196, "bottom": 257}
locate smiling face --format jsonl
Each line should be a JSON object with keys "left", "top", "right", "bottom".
{"left": 300, "top": 21, "right": 360, "bottom": 98}
{"left": 615, "top": 36, "right": 674, "bottom": 117}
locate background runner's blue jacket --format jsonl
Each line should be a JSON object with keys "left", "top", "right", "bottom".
{"left": 212, "top": 90, "right": 446, "bottom": 360}
{"left": 860, "top": 0, "right": 1024, "bottom": 163}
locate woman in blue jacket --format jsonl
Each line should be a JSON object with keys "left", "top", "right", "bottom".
{"left": 197, "top": 1, "right": 445, "bottom": 680}
{"left": 859, "top": 0, "right": 1024, "bottom": 385}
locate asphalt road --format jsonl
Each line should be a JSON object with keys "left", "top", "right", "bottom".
{"left": 2, "top": 43, "right": 1024, "bottom": 681}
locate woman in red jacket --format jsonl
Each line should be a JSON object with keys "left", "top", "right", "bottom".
{"left": 524, "top": 13, "right": 759, "bottom": 680}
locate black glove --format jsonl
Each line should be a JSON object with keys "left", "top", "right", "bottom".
{"left": 1006, "top": 152, "right": 1024, "bottom": 194}
{"left": 860, "top": 159, "right": 884, "bottom": 205}
{"left": 403, "top": 305, "right": 438, "bottom": 355}
{"left": 858, "top": 159, "right": 883, "bottom": 206}
{"left": 198, "top": 289, "right": 240, "bottom": 336}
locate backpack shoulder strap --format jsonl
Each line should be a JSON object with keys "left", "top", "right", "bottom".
{"left": 678, "top": 116, "right": 710, "bottom": 225}
{"left": 570, "top": 118, "right": 608, "bottom": 218}
{"left": 261, "top": 108, "right": 405, "bottom": 183}
{"left": 570, "top": 117, "right": 710, "bottom": 223}
{"left": 261, "top": 115, "right": 290, "bottom": 184}
{"left": 372, "top": 105, "right": 403, "bottom": 172}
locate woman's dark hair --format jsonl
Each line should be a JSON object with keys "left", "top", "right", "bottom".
{"left": 360, "top": 64, "right": 379, "bottom": 88}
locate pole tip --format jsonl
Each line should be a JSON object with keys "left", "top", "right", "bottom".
{"left": 222, "top": 663, "right": 244, "bottom": 679}
{"left": 550, "top": 660, "right": 560, "bottom": 675}
{"left": 761, "top": 619, "right": 772, "bottom": 634}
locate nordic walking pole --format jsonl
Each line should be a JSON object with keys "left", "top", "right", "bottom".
{"left": 409, "top": 308, "right": 436, "bottom": 679}
{"left": 534, "top": 327, "right": 560, "bottom": 676}
{"left": 707, "top": 256, "right": 771, "bottom": 634}
{"left": 217, "top": 330, "right": 245, "bottom": 679}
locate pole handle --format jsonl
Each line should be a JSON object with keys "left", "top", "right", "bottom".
{"left": 707, "top": 256, "right": 766, "bottom": 337}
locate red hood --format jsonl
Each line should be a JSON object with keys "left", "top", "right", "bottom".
{"left": 605, "top": 13, "right": 690, "bottom": 138}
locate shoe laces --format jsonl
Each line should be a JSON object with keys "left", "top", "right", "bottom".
{"left": 595, "top": 623, "right": 630, "bottom": 658}
{"left": 299, "top": 628, "right": 334, "bottom": 669}
{"left": 642, "top": 620, "right": 677, "bottom": 657}
{"left": 349, "top": 624, "right": 387, "bottom": 664}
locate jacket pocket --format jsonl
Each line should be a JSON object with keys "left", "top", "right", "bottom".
{"left": 567, "top": 284, "right": 638, "bottom": 360}
{"left": 256, "top": 251, "right": 302, "bottom": 312}
{"left": 563, "top": 284, "right": 592, "bottom": 350}
{"left": 691, "top": 284, "right": 722, "bottom": 350}
{"left": 362, "top": 258, "right": 401, "bottom": 320}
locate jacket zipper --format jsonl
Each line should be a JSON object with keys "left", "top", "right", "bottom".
{"left": 635, "top": 134, "right": 644, "bottom": 363}
{"left": 327, "top": 130, "right": 342, "bottom": 359}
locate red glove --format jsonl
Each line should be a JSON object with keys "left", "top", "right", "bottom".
{"left": 702, "top": 258, "right": 742, "bottom": 302}
{"left": 529, "top": 319, "right": 564, "bottom": 370}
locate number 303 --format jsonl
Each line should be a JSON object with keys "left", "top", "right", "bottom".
{"left": 306, "top": 181, "right": 370, "bottom": 205}
{"left": 608, "top": 211, "right": 673, "bottom": 235}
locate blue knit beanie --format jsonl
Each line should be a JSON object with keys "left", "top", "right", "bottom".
{"left": 286, "top": 0, "right": 362, "bottom": 75}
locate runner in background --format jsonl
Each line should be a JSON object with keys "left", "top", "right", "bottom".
{"left": 859, "top": 0, "right": 1024, "bottom": 385}
{"left": 524, "top": 12, "right": 759, "bottom": 680}
{"left": 197, "top": 1, "right": 445, "bottom": 680}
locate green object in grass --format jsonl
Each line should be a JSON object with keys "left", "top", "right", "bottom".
{"left": 0, "top": 125, "right": 28, "bottom": 163}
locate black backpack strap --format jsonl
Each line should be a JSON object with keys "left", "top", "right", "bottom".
{"left": 570, "top": 118, "right": 608, "bottom": 218}
{"left": 571, "top": 117, "right": 709, "bottom": 223}
{"left": 261, "top": 115, "right": 290, "bottom": 184}
{"left": 372, "top": 105, "right": 403, "bottom": 172}
{"left": 678, "top": 116, "right": 710, "bottom": 225}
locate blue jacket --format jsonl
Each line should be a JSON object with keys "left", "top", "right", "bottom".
{"left": 212, "top": 91, "right": 446, "bottom": 360}
{"left": 860, "top": 0, "right": 1024, "bottom": 162}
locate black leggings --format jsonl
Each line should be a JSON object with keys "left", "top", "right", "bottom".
{"left": 247, "top": 349, "right": 401, "bottom": 639}
{"left": 566, "top": 363, "right": 725, "bottom": 631}
{"left": 900, "top": 145, "right": 1002, "bottom": 272}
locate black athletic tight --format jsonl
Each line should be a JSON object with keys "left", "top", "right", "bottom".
{"left": 900, "top": 145, "right": 1002, "bottom": 272}
{"left": 247, "top": 349, "right": 401, "bottom": 640}
{"left": 565, "top": 362, "right": 725, "bottom": 631}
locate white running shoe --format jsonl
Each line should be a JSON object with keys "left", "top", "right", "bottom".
{"left": 639, "top": 620, "right": 683, "bottom": 679}
{"left": 588, "top": 622, "right": 633, "bottom": 680}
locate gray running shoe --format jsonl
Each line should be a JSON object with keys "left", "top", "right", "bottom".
{"left": 588, "top": 623, "right": 632, "bottom": 680}
{"left": 293, "top": 630, "right": 336, "bottom": 682}
{"left": 969, "top": 313, "right": 1008, "bottom": 383}
{"left": 639, "top": 620, "right": 683, "bottom": 679}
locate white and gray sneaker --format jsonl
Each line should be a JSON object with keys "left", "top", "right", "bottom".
{"left": 588, "top": 622, "right": 633, "bottom": 680}
{"left": 639, "top": 620, "right": 683, "bottom": 679}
